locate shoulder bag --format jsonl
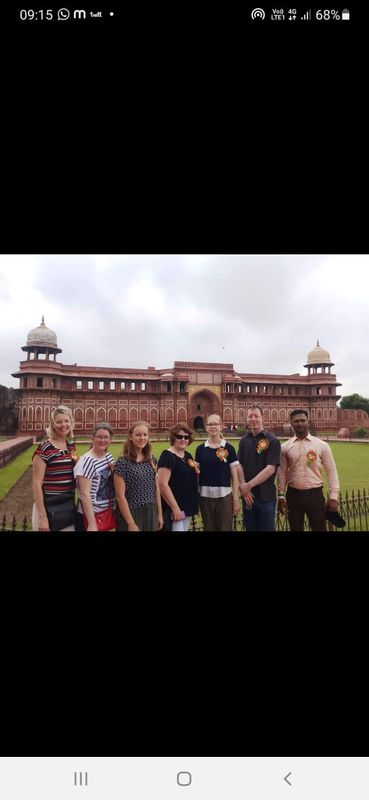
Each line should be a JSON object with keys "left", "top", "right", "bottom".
{"left": 44, "top": 492, "right": 76, "bottom": 531}
{"left": 82, "top": 456, "right": 116, "bottom": 531}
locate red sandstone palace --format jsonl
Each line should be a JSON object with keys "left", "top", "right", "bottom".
{"left": 11, "top": 318, "right": 369, "bottom": 436}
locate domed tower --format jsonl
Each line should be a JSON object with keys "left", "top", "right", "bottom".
{"left": 11, "top": 319, "right": 64, "bottom": 435}
{"left": 304, "top": 340, "right": 334, "bottom": 375}
{"left": 21, "top": 316, "right": 62, "bottom": 361}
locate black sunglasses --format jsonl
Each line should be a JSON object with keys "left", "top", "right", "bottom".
{"left": 175, "top": 434, "right": 190, "bottom": 440}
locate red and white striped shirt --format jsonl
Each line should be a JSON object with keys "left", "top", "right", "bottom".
{"left": 32, "top": 440, "right": 76, "bottom": 496}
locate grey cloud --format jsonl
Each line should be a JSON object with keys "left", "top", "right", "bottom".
{"left": 2, "top": 255, "right": 369, "bottom": 401}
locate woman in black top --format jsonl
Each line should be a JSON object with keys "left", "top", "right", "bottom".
{"left": 157, "top": 423, "right": 199, "bottom": 532}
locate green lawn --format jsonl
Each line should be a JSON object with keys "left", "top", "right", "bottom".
{"left": 0, "top": 445, "right": 35, "bottom": 501}
{"left": 107, "top": 439, "right": 369, "bottom": 495}
{"left": 1, "top": 439, "right": 368, "bottom": 502}
{"left": 321, "top": 442, "right": 369, "bottom": 495}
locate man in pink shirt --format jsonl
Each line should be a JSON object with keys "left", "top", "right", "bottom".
{"left": 277, "top": 409, "right": 339, "bottom": 532}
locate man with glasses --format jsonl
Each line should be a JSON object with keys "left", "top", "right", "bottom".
{"left": 195, "top": 413, "right": 240, "bottom": 532}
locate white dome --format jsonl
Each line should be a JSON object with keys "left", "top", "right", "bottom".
{"left": 26, "top": 317, "right": 58, "bottom": 348}
{"left": 306, "top": 340, "right": 332, "bottom": 365}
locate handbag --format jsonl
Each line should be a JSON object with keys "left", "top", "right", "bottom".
{"left": 84, "top": 506, "right": 116, "bottom": 532}
{"left": 44, "top": 492, "right": 76, "bottom": 531}
{"left": 82, "top": 455, "right": 116, "bottom": 531}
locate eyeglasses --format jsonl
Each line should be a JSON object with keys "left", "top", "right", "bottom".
{"left": 207, "top": 422, "right": 220, "bottom": 426}
{"left": 175, "top": 434, "right": 190, "bottom": 440}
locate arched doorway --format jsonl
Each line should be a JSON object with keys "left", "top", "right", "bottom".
{"left": 193, "top": 415, "right": 204, "bottom": 430}
{"left": 190, "top": 390, "right": 220, "bottom": 429}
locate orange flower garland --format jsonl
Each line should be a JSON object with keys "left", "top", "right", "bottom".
{"left": 187, "top": 458, "right": 200, "bottom": 475}
{"left": 256, "top": 438, "right": 269, "bottom": 455}
{"left": 69, "top": 444, "right": 80, "bottom": 464}
{"left": 306, "top": 450, "right": 317, "bottom": 468}
{"left": 216, "top": 447, "right": 229, "bottom": 462}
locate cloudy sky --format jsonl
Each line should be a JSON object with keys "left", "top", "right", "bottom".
{"left": 1, "top": 254, "right": 368, "bottom": 400}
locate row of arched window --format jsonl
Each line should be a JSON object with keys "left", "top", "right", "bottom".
{"left": 22, "top": 405, "right": 367, "bottom": 426}
{"left": 21, "top": 405, "right": 188, "bottom": 425}
{"left": 22, "top": 406, "right": 344, "bottom": 425}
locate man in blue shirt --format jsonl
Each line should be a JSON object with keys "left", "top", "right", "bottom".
{"left": 237, "top": 404, "right": 281, "bottom": 532}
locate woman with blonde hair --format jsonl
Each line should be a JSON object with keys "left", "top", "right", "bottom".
{"left": 32, "top": 405, "right": 78, "bottom": 531}
{"left": 195, "top": 413, "right": 240, "bottom": 532}
{"left": 114, "top": 421, "right": 163, "bottom": 532}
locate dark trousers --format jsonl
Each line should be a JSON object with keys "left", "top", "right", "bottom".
{"left": 286, "top": 486, "right": 327, "bottom": 532}
{"left": 243, "top": 500, "right": 276, "bottom": 532}
{"left": 199, "top": 493, "right": 233, "bottom": 532}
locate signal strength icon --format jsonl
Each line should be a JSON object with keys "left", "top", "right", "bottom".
{"left": 301, "top": 9, "right": 311, "bottom": 19}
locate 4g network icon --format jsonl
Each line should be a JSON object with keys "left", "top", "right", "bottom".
{"left": 250, "top": 8, "right": 297, "bottom": 21}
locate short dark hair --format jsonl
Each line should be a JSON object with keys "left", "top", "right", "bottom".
{"left": 247, "top": 404, "right": 263, "bottom": 416}
{"left": 169, "top": 422, "right": 194, "bottom": 445}
{"left": 290, "top": 409, "right": 309, "bottom": 420}
{"left": 92, "top": 422, "right": 114, "bottom": 437}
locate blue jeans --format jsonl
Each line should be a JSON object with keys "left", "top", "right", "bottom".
{"left": 243, "top": 500, "right": 276, "bottom": 532}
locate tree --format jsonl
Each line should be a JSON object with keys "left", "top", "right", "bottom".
{"left": 353, "top": 427, "right": 369, "bottom": 438}
{"left": 340, "top": 394, "right": 369, "bottom": 416}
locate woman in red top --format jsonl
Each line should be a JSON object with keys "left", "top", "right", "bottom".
{"left": 32, "top": 405, "right": 77, "bottom": 531}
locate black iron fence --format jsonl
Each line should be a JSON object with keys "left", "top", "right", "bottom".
{"left": 1, "top": 490, "right": 369, "bottom": 532}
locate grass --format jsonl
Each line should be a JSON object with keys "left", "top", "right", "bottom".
{"left": 107, "top": 439, "right": 369, "bottom": 495}
{"left": 321, "top": 442, "right": 369, "bottom": 495}
{"left": 0, "top": 445, "right": 35, "bottom": 501}
{"left": 1, "top": 439, "right": 368, "bottom": 503}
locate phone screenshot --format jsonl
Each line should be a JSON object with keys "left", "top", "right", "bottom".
{"left": 1, "top": 0, "right": 367, "bottom": 793}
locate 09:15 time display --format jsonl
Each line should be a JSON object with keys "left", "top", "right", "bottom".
{"left": 19, "top": 9, "right": 54, "bottom": 20}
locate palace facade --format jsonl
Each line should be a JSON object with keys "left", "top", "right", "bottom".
{"left": 11, "top": 318, "right": 369, "bottom": 436}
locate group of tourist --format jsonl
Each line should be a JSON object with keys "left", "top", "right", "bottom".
{"left": 31, "top": 403, "right": 340, "bottom": 532}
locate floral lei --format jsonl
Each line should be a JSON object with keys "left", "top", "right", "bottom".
{"left": 68, "top": 442, "right": 80, "bottom": 464}
{"left": 216, "top": 447, "right": 229, "bottom": 463}
{"left": 306, "top": 450, "right": 317, "bottom": 468}
{"left": 256, "top": 438, "right": 269, "bottom": 455}
{"left": 187, "top": 458, "right": 200, "bottom": 475}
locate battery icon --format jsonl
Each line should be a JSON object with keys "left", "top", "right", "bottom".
{"left": 341, "top": 8, "right": 350, "bottom": 19}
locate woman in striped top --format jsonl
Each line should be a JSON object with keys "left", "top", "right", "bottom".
{"left": 32, "top": 405, "right": 77, "bottom": 531}
{"left": 74, "top": 422, "right": 115, "bottom": 531}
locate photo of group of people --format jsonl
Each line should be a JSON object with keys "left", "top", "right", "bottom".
{"left": 31, "top": 404, "right": 343, "bottom": 532}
